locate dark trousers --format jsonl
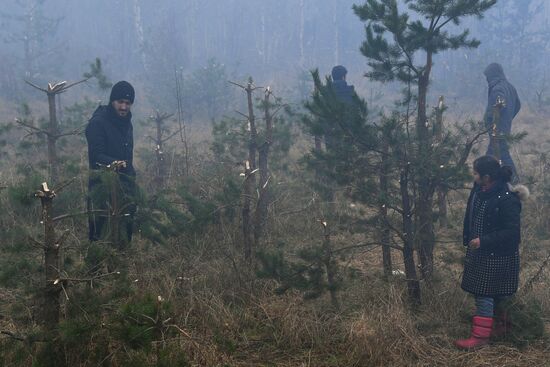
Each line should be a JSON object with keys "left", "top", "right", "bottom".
{"left": 486, "top": 136, "right": 518, "bottom": 183}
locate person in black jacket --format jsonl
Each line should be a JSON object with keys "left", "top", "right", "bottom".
{"left": 85, "top": 81, "right": 137, "bottom": 244}
{"left": 325, "top": 65, "right": 356, "bottom": 151}
{"left": 483, "top": 63, "right": 521, "bottom": 181}
{"left": 331, "top": 65, "right": 355, "bottom": 104}
{"left": 455, "top": 155, "right": 529, "bottom": 350}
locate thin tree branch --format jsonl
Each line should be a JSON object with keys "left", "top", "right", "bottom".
{"left": 61, "top": 271, "right": 120, "bottom": 284}
{"left": 333, "top": 241, "right": 403, "bottom": 254}
{"left": 53, "top": 209, "right": 107, "bottom": 222}
{"left": 58, "top": 78, "right": 90, "bottom": 92}
{"left": 54, "top": 177, "right": 77, "bottom": 194}
{"left": 235, "top": 110, "right": 250, "bottom": 120}
{"left": 14, "top": 118, "right": 47, "bottom": 135}
{"left": 228, "top": 80, "right": 264, "bottom": 91}
{"left": 160, "top": 126, "right": 184, "bottom": 144}
{"left": 0, "top": 330, "right": 25, "bottom": 341}
{"left": 24, "top": 80, "right": 47, "bottom": 92}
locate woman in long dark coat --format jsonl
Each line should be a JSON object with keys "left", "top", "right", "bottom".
{"left": 455, "top": 155, "right": 529, "bottom": 350}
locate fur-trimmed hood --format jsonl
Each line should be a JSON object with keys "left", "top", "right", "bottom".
{"left": 508, "top": 183, "right": 530, "bottom": 201}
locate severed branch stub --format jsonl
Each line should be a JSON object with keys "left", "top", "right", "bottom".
{"left": 35, "top": 182, "right": 56, "bottom": 199}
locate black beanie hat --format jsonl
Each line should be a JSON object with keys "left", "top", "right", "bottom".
{"left": 331, "top": 65, "right": 347, "bottom": 81}
{"left": 109, "top": 81, "right": 135, "bottom": 103}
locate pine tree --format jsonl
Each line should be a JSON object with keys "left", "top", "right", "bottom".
{"left": 353, "top": 0, "right": 496, "bottom": 280}
{"left": 298, "top": 66, "right": 489, "bottom": 304}
{"left": 300, "top": 70, "right": 423, "bottom": 303}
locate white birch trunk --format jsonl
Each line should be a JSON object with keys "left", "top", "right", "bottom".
{"left": 133, "top": 0, "right": 149, "bottom": 72}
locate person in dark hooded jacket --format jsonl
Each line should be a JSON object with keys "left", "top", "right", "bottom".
{"left": 331, "top": 65, "right": 355, "bottom": 104}
{"left": 325, "top": 65, "right": 356, "bottom": 151}
{"left": 85, "top": 81, "right": 137, "bottom": 243}
{"left": 483, "top": 63, "right": 521, "bottom": 181}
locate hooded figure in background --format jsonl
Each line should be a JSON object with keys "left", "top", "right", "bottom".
{"left": 85, "top": 81, "right": 137, "bottom": 244}
{"left": 483, "top": 63, "right": 521, "bottom": 181}
{"left": 325, "top": 65, "right": 356, "bottom": 151}
{"left": 331, "top": 65, "right": 355, "bottom": 104}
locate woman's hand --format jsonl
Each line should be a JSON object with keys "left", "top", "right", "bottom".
{"left": 469, "top": 238, "right": 480, "bottom": 249}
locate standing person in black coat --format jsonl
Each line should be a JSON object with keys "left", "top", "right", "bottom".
{"left": 455, "top": 155, "right": 529, "bottom": 350}
{"left": 325, "top": 65, "right": 357, "bottom": 151}
{"left": 85, "top": 81, "right": 137, "bottom": 244}
{"left": 331, "top": 65, "right": 355, "bottom": 104}
{"left": 483, "top": 63, "right": 521, "bottom": 181}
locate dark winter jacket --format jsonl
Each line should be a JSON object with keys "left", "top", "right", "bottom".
{"left": 461, "top": 181, "right": 529, "bottom": 296}
{"left": 462, "top": 181, "right": 526, "bottom": 256}
{"left": 85, "top": 105, "right": 135, "bottom": 177}
{"left": 484, "top": 63, "right": 521, "bottom": 134}
{"left": 85, "top": 105, "right": 136, "bottom": 242}
{"left": 331, "top": 80, "right": 355, "bottom": 104}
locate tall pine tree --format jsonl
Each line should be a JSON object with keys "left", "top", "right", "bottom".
{"left": 353, "top": 0, "right": 496, "bottom": 279}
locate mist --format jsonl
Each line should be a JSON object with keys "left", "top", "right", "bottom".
{"left": 1, "top": 0, "right": 548, "bottom": 115}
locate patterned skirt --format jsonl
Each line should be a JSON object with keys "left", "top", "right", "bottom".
{"left": 461, "top": 248, "right": 520, "bottom": 296}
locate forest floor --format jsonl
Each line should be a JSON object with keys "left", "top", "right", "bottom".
{"left": 1, "top": 105, "right": 550, "bottom": 366}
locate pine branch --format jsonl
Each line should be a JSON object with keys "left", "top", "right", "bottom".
{"left": 0, "top": 330, "right": 25, "bottom": 341}
{"left": 55, "top": 124, "right": 86, "bottom": 138}
{"left": 14, "top": 118, "right": 47, "bottom": 135}
{"left": 458, "top": 125, "right": 491, "bottom": 167}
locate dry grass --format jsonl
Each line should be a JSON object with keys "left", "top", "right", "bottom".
{"left": 101, "top": 209, "right": 549, "bottom": 367}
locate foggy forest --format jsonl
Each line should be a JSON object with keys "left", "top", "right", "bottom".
{"left": 1, "top": 0, "right": 550, "bottom": 366}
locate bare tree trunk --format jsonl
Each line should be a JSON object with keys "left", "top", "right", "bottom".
{"left": 23, "top": 2, "right": 37, "bottom": 78}
{"left": 174, "top": 69, "right": 190, "bottom": 176}
{"left": 109, "top": 171, "right": 121, "bottom": 248}
{"left": 299, "top": 0, "right": 305, "bottom": 68}
{"left": 254, "top": 88, "right": 273, "bottom": 247}
{"left": 151, "top": 111, "right": 174, "bottom": 189}
{"left": 434, "top": 96, "right": 448, "bottom": 228}
{"left": 47, "top": 91, "right": 59, "bottom": 184}
{"left": 379, "top": 140, "right": 392, "bottom": 277}
{"left": 260, "top": 8, "right": 267, "bottom": 67}
{"left": 322, "top": 222, "right": 339, "bottom": 309}
{"left": 37, "top": 182, "right": 61, "bottom": 330}
{"left": 155, "top": 116, "right": 165, "bottom": 187}
{"left": 490, "top": 96, "right": 505, "bottom": 163}
{"left": 332, "top": 0, "right": 339, "bottom": 65}
{"left": 400, "top": 169, "right": 421, "bottom": 305}
{"left": 133, "top": 0, "right": 149, "bottom": 72}
{"left": 416, "top": 51, "right": 435, "bottom": 281}
{"left": 189, "top": 0, "right": 197, "bottom": 68}
{"left": 242, "top": 79, "right": 257, "bottom": 262}
{"left": 24, "top": 36, "right": 32, "bottom": 78}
